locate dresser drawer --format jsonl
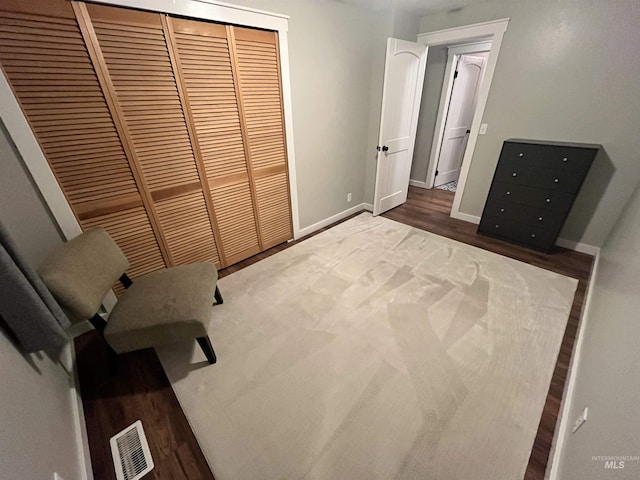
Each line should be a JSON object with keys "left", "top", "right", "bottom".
{"left": 494, "top": 161, "right": 584, "bottom": 193}
{"left": 478, "top": 215, "right": 557, "bottom": 250}
{"left": 489, "top": 181, "right": 575, "bottom": 211}
{"left": 483, "top": 196, "right": 567, "bottom": 228}
{"left": 501, "top": 141, "right": 595, "bottom": 175}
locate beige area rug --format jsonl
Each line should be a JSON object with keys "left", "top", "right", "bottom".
{"left": 157, "top": 213, "right": 578, "bottom": 480}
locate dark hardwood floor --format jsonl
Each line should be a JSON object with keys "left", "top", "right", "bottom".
{"left": 75, "top": 333, "right": 215, "bottom": 480}
{"left": 76, "top": 186, "right": 593, "bottom": 480}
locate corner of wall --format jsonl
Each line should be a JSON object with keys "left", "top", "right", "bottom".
{"left": 391, "top": 8, "right": 420, "bottom": 41}
{"left": 546, "top": 246, "right": 601, "bottom": 480}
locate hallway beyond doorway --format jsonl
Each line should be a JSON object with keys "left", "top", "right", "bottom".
{"left": 435, "top": 180, "right": 457, "bottom": 192}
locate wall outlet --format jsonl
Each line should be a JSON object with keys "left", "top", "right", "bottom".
{"left": 572, "top": 406, "right": 588, "bottom": 433}
{"left": 479, "top": 123, "right": 488, "bottom": 135}
{"left": 347, "top": 193, "right": 352, "bottom": 202}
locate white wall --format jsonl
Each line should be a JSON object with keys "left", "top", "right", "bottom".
{"left": 390, "top": 8, "right": 420, "bottom": 41}
{"left": 419, "top": 0, "right": 640, "bottom": 247}
{"left": 0, "top": 123, "right": 84, "bottom": 480}
{"left": 556, "top": 181, "right": 640, "bottom": 478}
{"left": 0, "top": 124, "right": 63, "bottom": 264}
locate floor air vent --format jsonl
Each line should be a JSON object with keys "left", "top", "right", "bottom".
{"left": 110, "top": 420, "right": 154, "bottom": 480}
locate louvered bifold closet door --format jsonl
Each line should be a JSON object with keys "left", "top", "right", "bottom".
{"left": 230, "top": 27, "right": 293, "bottom": 249}
{"left": 84, "top": 4, "right": 223, "bottom": 268}
{"left": 0, "top": 0, "right": 167, "bottom": 283}
{"left": 169, "top": 18, "right": 261, "bottom": 265}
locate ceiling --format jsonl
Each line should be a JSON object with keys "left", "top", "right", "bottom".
{"left": 336, "top": 0, "right": 482, "bottom": 16}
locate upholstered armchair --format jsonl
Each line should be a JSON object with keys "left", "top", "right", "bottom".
{"left": 38, "top": 227, "right": 222, "bottom": 364}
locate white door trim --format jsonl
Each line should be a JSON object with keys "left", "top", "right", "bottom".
{"left": 0, "top": 0, "right": 301, "bottom": 240}
{"left": 426, "top": 41, "right": 492, "bottom": 189}
{"left": 417, "top": 18, "right": 509, "bottom": 223}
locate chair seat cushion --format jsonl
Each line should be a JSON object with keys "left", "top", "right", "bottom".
{"left": 104, "top": 263, "right": 218, "bottom": 353}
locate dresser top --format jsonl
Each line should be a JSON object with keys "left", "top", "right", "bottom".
{"left": 506, "top": 138, "right": 602, "bottom": 150}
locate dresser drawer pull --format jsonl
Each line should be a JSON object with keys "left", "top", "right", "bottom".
{"left": 531, "top": 234, "right": 536, "bottom": 238}
{"left": 546, "top": 198, "right": 551, "bottom": 203}
{"left": 512, "top": 172, "right": 517, "bottom": 177}
{"left": 538, "top": 216, "right": 543, "bottom": 221}
{"left": 519, "top": 153, "right": 524, "bottom": 157}
{"left": 506, "top": 191, "right": 511, "bottom": 195}
{"left": 495, "top": 224, "right": 500, "bottom": 229}
{"left": 500, "top": 208, "right": 505, "bottom": 212}
{"left": 563, "top": 157, "right": 568, "bottom": 162}
{"left": 554, "top": 178, "right": 559, "bottom": 183}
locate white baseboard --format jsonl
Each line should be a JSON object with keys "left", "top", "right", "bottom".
{"left": 409, "top": 179, "right": 429, "bottom": 189}
{"left": 546, "top": 247, "right": 601, "bottom": 480}
{"left": 449, "top": 210, "right": 600, "bottom": 256}
{"left": 67, "top": 320, "right": 94, "bottom": 338}
{"left": 297, "top": 203, "right": 370, "bottom": 239}
{"left": 450, "top": 211, "right": 481, "bottom": 224}
{"left": 555, "top": 238, "right": 600, "bottom": 256}
{"left": 302, "top": 202, "right": 600, "bottom": 259}
{"left": 68, "top": 341, "right": 94, "bottom": 480}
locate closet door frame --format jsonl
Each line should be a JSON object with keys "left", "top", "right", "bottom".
{"left": 0, "top": 0, "right": 301, "bottom": 246}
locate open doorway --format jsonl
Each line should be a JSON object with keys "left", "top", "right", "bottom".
{"left": 433, "top": 44, "right": 490, "bottom": 193}
{"left": 401, "top": 19, "right": 509, "bottom": 223}
{"left": 372, "top": 19, "right": 509, "bottom": 220}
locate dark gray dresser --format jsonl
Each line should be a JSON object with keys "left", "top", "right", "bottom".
{"left": 478, "top": 139, "right": 599, "bottom": 251}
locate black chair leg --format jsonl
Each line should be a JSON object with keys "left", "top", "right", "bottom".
{"left": 196, "top": 336, "right": 217, "bottom": 364}
{"left": 214, "top": 285, "right": 224, "bottom": 305}
{"left": 107, "top": 344, "right": 119, "bottom": 374}
{"left": 89, "top": 313, "right": 107, "bottom": 334}
{"left": 89, "top": 313, "right": 119, "bottom": 373}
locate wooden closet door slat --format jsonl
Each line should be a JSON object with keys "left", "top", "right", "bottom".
{"left": 155, "top": 191, "right": 220, "bottom": 266}
{"left": 85, "top": 3, "right": 222, "bottom": 267}
{"left": 254, "top": 172, "right": 293, "bottom": 245}
{"left": 0, "top": 0, "right": 167, "bottom": 284}
{"left": 170, "top": 17, "right": 261, "bottom": 264}
{"left": 231, "top": 26, "right": 293, "bottom": 249}
{"left": 210, "top": 180, "right": 261, "bottom": 264}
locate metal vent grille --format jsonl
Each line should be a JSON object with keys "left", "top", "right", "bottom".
{"left": 110, "top": 421, "right": 154, "bottom": 480}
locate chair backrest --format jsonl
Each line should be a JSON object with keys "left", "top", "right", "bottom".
{"left": 38, "top": 228, "right": 129, "bottom": 321}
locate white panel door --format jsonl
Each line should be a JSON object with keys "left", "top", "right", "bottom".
{"left": 373, "top": 38, "right": 427, "bottom": 216}
{"left": 434, "top": 54, "right": 486, "bottom": 186}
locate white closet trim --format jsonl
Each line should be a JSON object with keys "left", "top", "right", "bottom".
{"left": 102, "top": 0, "right": 289, "bottom": 30}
